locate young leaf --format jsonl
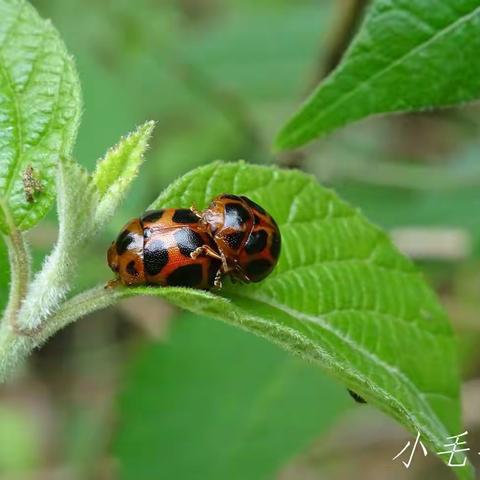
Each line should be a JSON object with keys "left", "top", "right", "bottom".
{"left": 115, "top": 313, "right": 350, "bottom": 479}
{"left": 12, "top": 121, "right": 154, "bottom": 333}
{"left": 120, "top": 162, "right": 473, "bottom": 479}
{"left": 0, "top": 0, "right": 81, "bottom": 233}
{"left": 276, "top": 1, "right": 480, "bottom": 149}
{"left": 92, "top": 120, "right": 155, "bottom": 227}
{"left": 16, "top": 160, "right": 97, "bottom": 331}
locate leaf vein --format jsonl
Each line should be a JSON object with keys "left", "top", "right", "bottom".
{"left": 231, "top": 292, "right": 452, "bottom": 435}
{"left": 293, "top": 3, "right": 480, "bottom": 140}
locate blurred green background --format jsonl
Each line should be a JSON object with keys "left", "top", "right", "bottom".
{"left": 1, "top": 1, "right": 480, "bottom": 479}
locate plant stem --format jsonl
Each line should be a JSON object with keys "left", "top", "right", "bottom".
{"left": 1, "top": 227, "right": 31, "bottom": 327}
{"left": 0, "top": 285, "right": 122, "bottom": 382}
{"left": 46, "top": 285, "right": 121, "bottom": 336}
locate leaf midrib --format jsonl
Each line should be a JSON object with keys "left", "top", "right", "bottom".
{"left": 225, "top": 289, "right": 453, "bottom": 441}
{"left": 287, "top": 3, "right": 480, "bottom": 141}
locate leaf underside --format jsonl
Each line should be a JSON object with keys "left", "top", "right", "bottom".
{"left": 118, "top": 161, "right": 473, "bottom": 479}
{"left": 0, "top": 0, "right": 81, "bottom": 233}
{"left": 277, "top": 0, "right": 480, "bottom": 149}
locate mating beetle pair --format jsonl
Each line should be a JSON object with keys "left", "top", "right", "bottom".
{"left": 107, "top": 194, "right": 281, "bottom": 290}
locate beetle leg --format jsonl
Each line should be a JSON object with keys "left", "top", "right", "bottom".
{"left": 105, "top": 278, "right": 122, "bottom": 289}
{"left": 191, "top": 245, "right": 230, "bottom": 273}
{"left": 190, "top": 203, "right": 202, "bottom": 218}
{"left": 213, "top": 268, "right": 223, "bottom": 289}
{"left": 219, "top": 252, "right": 229, "bottom": 272}
{"left": 190, "top": 245, "right": 222, "bottom": 261}
{"left": 232, "top": 263, "right": 251, "bottom": 283}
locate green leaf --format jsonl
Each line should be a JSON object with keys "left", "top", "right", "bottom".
{"left": 276, "top": 0, "right": 480, "bottom": 149}
{"left": 0, "top": 0, "right": 81, "bottom": 233}
{"left": 15, "top": 120, "right": 154, "bottom": 332}
{"left": 16, "top": 160, "right": 97, "bottom": 331}
{"left": 120, "top": 161, "right": 473, "bottom": 479}
{"left": 93, "top": 121, "right": 155, "bottom": 196}
{"left": 115, "top": 313, "right": 351, "bottom": 480}
{"left": 55, "top": 160, "right": 98, "bottom": 251}
{"left": 92, "top": 120, "right": 155, "bottom": 227}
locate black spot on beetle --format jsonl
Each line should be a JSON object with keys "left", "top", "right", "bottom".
{"left": 116, "top": 230, "right": 134, "bottom": 255}
{"left": 220, "top": 194, "right": 240, "bottom": 201}
{"left": 167, "top": 264, "right": 203, "bottom": 287}
{"left": 143, "top": 228, "right": 152, "bottom": 239}
{"left": 172, "top": 209, "right": 199, "bottom": 224}
{"left": 225, "top": 231, "right": 245, "bottom": 250}
{"left": 245, "top": 259, "right": 272, "bottom": 282}
{"left": 141, "top": 210, "right": 164, "bottom": 223}
{"left": 270, "top": 232, "right": 281, "bottom": 259}
{"left": 126, "top": 260, "right": 138, "bottom": 276}
{"left": 224, "top": 203, "right": 250, "bottom": 229}
{"left": 253, "top": 214, "right": 261, "bottom": 225}
{"left": 241, "top": 196, "right": 266, "bottom": 215}
{"left": 244, "top": 229, "right": 268, "bottom": 254}
{"left": 208, "top": 260, "right": 221, "bottom": 286}
{"left": 174, "top": 228, "right": 204, "bottom": 257}
{"left": 144, "top": 239, "right": 169, "bottom": 276}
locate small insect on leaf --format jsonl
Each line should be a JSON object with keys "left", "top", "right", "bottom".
{"left": 22, "top": 166, "right": 43, "bottom": 204}
{"left": 0, "top": 0, "right": 81, "bottom": 233}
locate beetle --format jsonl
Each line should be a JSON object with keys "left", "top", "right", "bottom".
{"left": 107, "top": 208, "right": 222, "bottom": 289}
{"left": 192, "top": 194, "right": 281, "bottom": 283}
{"left": 108, "top": 195, "right": 281, "bottom": 289}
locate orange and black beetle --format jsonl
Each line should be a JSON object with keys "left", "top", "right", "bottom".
{"left": 107, "top": 195, "right": 281, "bottom": 289}
{"left": 196, "top": 194, "right": 281, "bottom": 283}
{"left": 107, "top": 209, "right": 222, "bottom": 289}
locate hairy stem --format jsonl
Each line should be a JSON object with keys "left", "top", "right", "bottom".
{"left": 0, "top": 285, "right": 121, "bottom": 382}
{"left": 46, "top": 285, "right": 121, "bottom": 336}
{"left": 1, "top": 226, "right": 31, "bottom": 327}
{"left": 14, "top": 161, "right": 98, "bottom": 333}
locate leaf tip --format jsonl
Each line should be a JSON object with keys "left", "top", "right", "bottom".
{"left": 132, "top": 119, "right": 156, "bottom": 148}
{"left": 140, "top": 119, "right": 157, "bottom": 136}
{"left": 274, "top": 122, "right": 304, "bottom": 151}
